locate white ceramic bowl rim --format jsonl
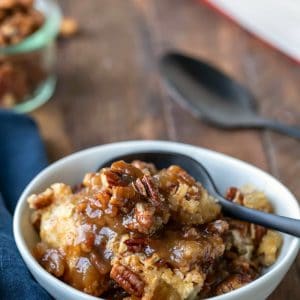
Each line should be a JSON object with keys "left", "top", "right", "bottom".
{"left": 13, "top": 140, "right": 300, "bottom": 300}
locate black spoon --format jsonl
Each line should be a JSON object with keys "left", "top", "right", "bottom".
{"left": 160, "top": 52, "right": 300, "bottom": 139}
{"left": 98, "top": 151, "right": 300, "bottom": 237}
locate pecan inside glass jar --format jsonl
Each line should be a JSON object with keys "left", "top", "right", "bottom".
{"left": 0, "top": 0, "right": 57, "bottom": 110}
{"left": 0, "top": 0, "right": 44, "bottom": 47}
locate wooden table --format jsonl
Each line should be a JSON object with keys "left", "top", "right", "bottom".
{"left": 31, "top": 1, "right": 300, "bottom": 298}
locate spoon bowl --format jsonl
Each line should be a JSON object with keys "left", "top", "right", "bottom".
{"left": 99, "top": 151, "right": 300, "bottom": 237}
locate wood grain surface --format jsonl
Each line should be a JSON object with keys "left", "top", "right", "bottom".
{"left": 31, "top": 1, "right": 300, "bottom": 298}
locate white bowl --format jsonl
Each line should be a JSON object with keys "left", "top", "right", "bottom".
{"left": 13, "top": 141, "right": 300, "bottom": 300}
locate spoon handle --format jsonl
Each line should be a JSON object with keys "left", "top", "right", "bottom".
{"left": 258, "top": 118, "right": 300, "bottom": 140}
{"left": 219, "top": 197, "right": 300, "bottom": 237}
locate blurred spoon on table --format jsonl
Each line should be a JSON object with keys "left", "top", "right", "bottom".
{"left": 160, "top": 52, "right": 300, "bottom": 140}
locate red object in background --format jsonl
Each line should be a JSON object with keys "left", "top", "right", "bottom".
{"left": 200, "top": 0, "right": 300, "bottom": 65}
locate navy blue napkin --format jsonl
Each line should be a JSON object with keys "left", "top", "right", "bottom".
{"left": 0, "top": 110, "right": 51, "bottom": 299}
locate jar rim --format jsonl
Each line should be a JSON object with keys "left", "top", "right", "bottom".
{"left": 0, "top": 0, "right": 62, "bottom": 55}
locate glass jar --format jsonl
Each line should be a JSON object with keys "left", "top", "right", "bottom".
{"left": 0, "top": 0, "right": 62, "bottom": 113}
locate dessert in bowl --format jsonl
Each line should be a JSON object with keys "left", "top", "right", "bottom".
{"left": 13, "top": 141, "right": 300, "bottom": 300}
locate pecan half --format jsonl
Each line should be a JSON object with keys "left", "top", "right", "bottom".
{"left": 132, "top": 178, "right": 147, "bottom": 197}
{"left": 111, "top": 160, "right": 144, "bottom": 179}
{"left": 123, "top": 203, "right": 156, "bottom": 234}
{"left": 110, "top": 264, "right": 144, "bottom": 297}
{"left": 101, "top": 169, "right": 127, "bottom": 187}
{"left": 133, "top": 175, "right": 161, "bottom": 207}
{"left": 124, "top": 238, "right": 147, "bottom": 253}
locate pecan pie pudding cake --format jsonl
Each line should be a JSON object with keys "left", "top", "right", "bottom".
{"left": 28, "top": 160, "right": 282, "bottom": 299}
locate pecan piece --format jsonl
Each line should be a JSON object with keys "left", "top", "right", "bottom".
{"left": 59, "top": 17, "right": 79, "bottom": 38}
{"left": 142, "top": 175, "right": 161, "bottom": 205}
{"left": 83, "top": 172, "right": 102, "bottom": 187}
{"left": 133, "top": 175, "right": 161, "bottom": 207}
{"left": 101, "top": 169, "right": 128, "bottom": 187}
{"left": 95, "top": 190, "right": 111, "bottom": 209}
{"left": 205, "top": 220, "right": 229, "bottom": 235}
{"left": 124, "top": 238, "right": 147, "bottom": 253}
{"left": 72, "top": 183, "right": 84, "bottom": 193}
{"left": 227, "top": 219, "right": 249, "bottom": 237}
{"left": 132, "top": 177, "right": 147, "bottom": 197}
{"left": 110, "top": 264, "right": 144, "bottom": 297}
{"left": 123, "top": 203, "right": 156, "bottom": 234}
{"left": 182, "top": 227, "right": 200, "bottom": 239}
{"left": 131, "top": 160, "right": 157, "bottom": 175}
{"left": 134, "top": 203, "right": 156, "bottom": 232}
{"left": 111, "top": 160, "right": 144, "bottom": 179}
{"left": 226, "top": 187, "right": 238, "bottom": 201}
{"left": 226, "top": 187, "right": 244, "bottom": 205}
{"left": 110, "top": 186, "right": 137, "bottom": 213}
{"left": 167, "top": 165, "right": 196, "bottom": 185}
{"left": 27, "top": 188, "right": 53, "bottom": 209}
{"left": 250, "top": 224, "right": 267, "bottom": 246}
{"left": 214, "top": 274, "right": 252, "bottom": 296}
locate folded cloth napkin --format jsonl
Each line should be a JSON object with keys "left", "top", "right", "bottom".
{"left": 0, "top": 110, "right": 51, "bottom": 299}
